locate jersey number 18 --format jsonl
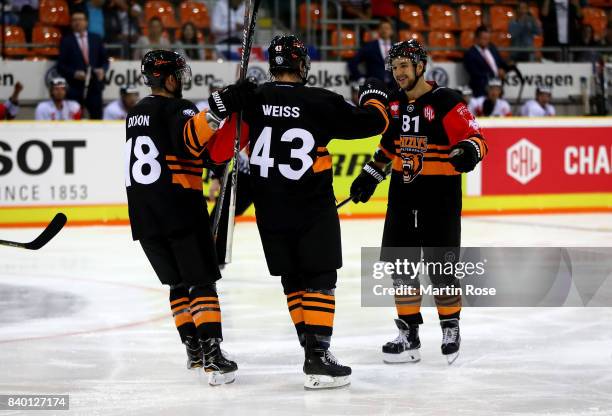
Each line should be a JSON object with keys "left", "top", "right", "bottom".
{"left": 125, "top": 136, "right": 161, "bottom": 186}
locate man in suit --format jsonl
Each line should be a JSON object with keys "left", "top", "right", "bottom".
{"left": 348, "top": 19, "right": 394, "bottom": 85}
{"left": 463, "top": 25, "right": 510, "bottom": 97}
{"left": 57, "top": 11, "right": 110, "bottom": 119}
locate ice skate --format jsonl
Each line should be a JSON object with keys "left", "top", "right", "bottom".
{"left": 440, "top": 318, "right": 461, "bottom": 365}
{"left": 201, "top": 338, "right": 238, "bottom": 385}
{"left": 184, "top": 336, "right": 203, "bottom": 370}
{"left": 303, "top": 336, "right": 351, "bottom": 390}
{"left": 382, "top": 319, "right": 421, "bottom": 363}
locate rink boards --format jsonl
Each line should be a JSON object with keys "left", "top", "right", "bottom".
{"left": 0, "top": 118, "right": 611, "bottom": 227}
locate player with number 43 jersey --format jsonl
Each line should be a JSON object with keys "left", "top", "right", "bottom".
{"left": 207, "top": 34, "right": 390, "bottom": 390}
{"left": 350, "top": 40, "right": 488, "bottom": 366}
{"left": 124, "top": 50, "right": 254, "bottom": 385}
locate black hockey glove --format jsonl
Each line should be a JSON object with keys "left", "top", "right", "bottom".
{"left": 208, "top": 78, "right": 256, "bottom": 120}
{"left": 358, "top": 77, "right": 389, "bottom": 108}
{"left": 350, "top": 161, "right": 386, "bottom": 203}
{"left": 449, "top": 140, "right": 481, "bottom": 173}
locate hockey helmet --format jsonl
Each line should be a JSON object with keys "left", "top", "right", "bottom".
{"left": 536, "top": 84, "right": 552, "bottom": 96}
{"left": 141, "top": 50, "right": 192, "bottom": 89}
{"left": 48, "top": 77, "right": 67, "bottom": 88}
{"left": 268, "top": 35, "right": 311, "bottom": 82}
{"left": 385, "top": 39, "right": 428, "bottom": 72}
{"left": 120, "top": 85, "right": 139, "bottom": 96}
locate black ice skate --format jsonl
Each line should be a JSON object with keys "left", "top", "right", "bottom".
{"left": 303, "top": 336, "right": 351, "bottom": 390}
{"left": 183, "top": 336, "right": 203, "bottom": 370}
{"left": 201, "top": 338, "right": 238, "bottom": 385}
{"left": 440, "top": 318, "right": 461, "bottom": 365}
{"left": 382, "top": 318, "right": 421, "bottom": 364}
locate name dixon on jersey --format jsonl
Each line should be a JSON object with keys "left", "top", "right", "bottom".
{"left": 127, "top": 115, "right": 150, "bottom": 128}
{"left": 262, "top": 105, "right": 300, "bottom": 118}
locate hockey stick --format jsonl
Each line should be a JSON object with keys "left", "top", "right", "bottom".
{"left": 0, "top": 213, "right": 67, "bottom": 250}
{"left": 212, "top": 0, "right": 262, "bottom": 264}
{"left": 336, "top": 196, "right": 353, "bottom": 209}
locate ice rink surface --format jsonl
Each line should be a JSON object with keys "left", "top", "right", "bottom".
{"left": 1, "top": 214, "right": 612, "bottom": 416}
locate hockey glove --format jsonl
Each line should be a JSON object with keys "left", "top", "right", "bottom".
{"left": 358, "top": 78, "right": 389, "bottom": 108}
{"left": 449, "top": 140, "right": 481, "bottom": 173}
{"left": 350, "top": 161, "right": 386, "bottom": 203}
{"left": 208, "top": 78, "right": 256, "bottom": 121}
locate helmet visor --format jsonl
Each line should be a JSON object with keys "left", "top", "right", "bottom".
{"left": 176, "top": 64, "right": 192, "bottom": 85}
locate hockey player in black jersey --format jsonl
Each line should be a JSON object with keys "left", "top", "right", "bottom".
{"left": 206, "top": 35, "right": 390, "bottom": 389}
{"left": 350, "top": 40, "right": 488, "bottom": 365}
{"left": 125, "top": 50, "right": 254, "bottom": 385}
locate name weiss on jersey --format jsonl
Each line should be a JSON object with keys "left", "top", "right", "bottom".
{"left": 262, "top": 105, "right": 301, "bottom": 118}
{"left": 127, "top": 115, "right": 150, "bottom": 128}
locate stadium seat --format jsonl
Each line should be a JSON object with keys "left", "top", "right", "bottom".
{"left": 398, "top": 4, "right": 427, "bottom": 31}
{"left": 38, "top": 0, "right": 70, "bottom": 27}
{"left": 144, "top": 1, "right": 179, "bottom": 29}
{"left": 330, "top": 29, "right": 356, "bottom": 58}
{"left": 582, "top": 7, "right": 607, "bottom": 38}
{"left": 398, "top": 30, "right": 425, "bottom": 45}
{"left": 2, "top": 25, "right": 31, "bottom": 57}
{"left": 458, "top": 5, "right": 483, "bottom": 31}
{"left": 428, "top": 5, "right": 458, "bottom": 31}
{"left": 179, "top": 1, "right": 209, "bottom": 30}
{"left": 501, "top": 0, "right": 519, "bottom": 4}
{"left": 490, "top": 6, "right": 515, "bottom": 32}
{"left": 587, "top": 0, "right": 612, "bottom": 7}
{"left": 32, "top": 25, "right": 62, "bottom": 56}
{"left": 459, "top": 30, "right": 475, "bottom": 49}
{"left": 533, "top": 34, "right": 543, "bottom": 61}
{"left": 492, "top": 31, "right": 512, "bottom": 60}
{"left": 428, "top": 31, "right": 461, "bottom": 61}
{"left": 299, "top": 2, "right": 322, "bottom": 30}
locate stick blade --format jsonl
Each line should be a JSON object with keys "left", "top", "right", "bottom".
{"left": 24, "top": 213, "right": 67, "bottom": 250}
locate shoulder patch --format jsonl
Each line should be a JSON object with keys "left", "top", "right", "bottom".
{"left": 183, "top": 108, "right": 196, "bottom": 117}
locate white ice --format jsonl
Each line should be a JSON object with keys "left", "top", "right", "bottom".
{"left": 1, "top": 214, "right": 612, "bottom": 416}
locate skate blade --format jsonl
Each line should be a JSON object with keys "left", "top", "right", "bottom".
{"left": 445, "top": 351, "right": 460, "bottom": 365}
{"left": 205, "top": 369, "right": 237, "bottom": 386}
{"left": 383, "top": 350, "right": 421, "bottom": 364}
{"left": 304, "top": 375, "right": 350, "bottom": 390}
{"left": 187, "top": 362, "right": 203, "bottom": 370}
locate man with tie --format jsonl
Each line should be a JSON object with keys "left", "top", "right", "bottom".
{"left": 348, "top": 18, "right": 395, "bottom": 86}
{"left": 463, "top": 25, "right": 510, "bottom": 98}
{"left": 57, "top": 11, "right": 110, "bottom": 119}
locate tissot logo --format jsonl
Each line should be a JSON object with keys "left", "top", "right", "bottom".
{"left": 0, "top": 139, "right": 86, "bottom": 175}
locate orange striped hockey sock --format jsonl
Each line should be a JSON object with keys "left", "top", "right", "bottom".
{"left": 189, "top": 285, "right": 222, "bottom": 340}
{"left": 435, "top": 294, "right": 462, "bottom": 321}
{"left": 285, "top": 291, "right": 306, "bottom": 346}
{"left": 395, "top": 292, "right": 424, "bottom": 325}
{"left": 169, "top": 285, "right": 197, "bottom": 343}
{"left": 302, "top": 289, "right": 335, "bottom": 343}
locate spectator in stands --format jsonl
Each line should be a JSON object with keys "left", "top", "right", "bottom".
{"left": 35, "top": 77, "right": 82, "bottom": 121}
{"left": 575, "top": 24, "right": 600, "bottom": 62}
{"left": 13, "top": 0, "right": 37, "bottom": 42}
{"left": 0, "top": 82, "right": 23, "bottom": 120}
{"left": 469, "top": 78, "right": 512, "bottom": 117}
{"left": 132, "top": 17, "right": 170, "bottom": 60}
{"left": 211, "top": 0, "right": 245, "bottom": 60}
{"left": 509, "top": 1, "right": 542, "bottom": 62}
{"left": 463, "top": 25, "right": 510, "bottom": 98}
{"left": 103, "top": 85, "right": 139, "bottom": 120}
{"left": 521, "top": 85, "right": 556, "bottom": 116}
{"left": 340, "top": 0, "right": 371, "bottom": 20}
{"left": 176, "top": 22, "right": 205, "bottom": 61}
{"left": 87, "top": 0, "right": 105, "bottom": 39}
{"left": 541, "top": 0, "right": 582, "bottom": 60}
{"left": 458, "top": 85, "right": 474, "bottom": 107}
{"left": 348, "top": 18, "right": 395, "bottom": 85}
{"left": 57, "top": 10, "right": 109, "bottom": 120}
{"left": 370, "top": 0, "right": 396, "bottom": 20}
{"left": 116, "top": 3, "right": 143, "bottom": 58}
{"left": 195, "top": 79, "right": 225, "bottom": 112}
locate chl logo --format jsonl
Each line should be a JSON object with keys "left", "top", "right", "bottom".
{"left": 507, "top": 138, "right": 541, "bottom": 184}
{"left": 423, "top": 105, "right": 435, "bottom": 121}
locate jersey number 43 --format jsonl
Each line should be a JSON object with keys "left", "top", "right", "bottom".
{"left": 250, "top": 126, "right": 315, "bottom": 180}
{"left": 125, "top": 136, "right": 161, "bottom": 186}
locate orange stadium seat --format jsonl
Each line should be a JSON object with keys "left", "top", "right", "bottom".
{"left": 492, "top": 31, "right": 512, "bottom": 60}
{"left": 38, "top": 0, "right": 70, "bottom": 27}
{"left": 533, "top": 34, "right": 543, "bottom": 61}
{"left": 460, "top": 30, "right": 475, "bottom": 49}
{"left": 582, "top": 7, "right": 607, "bottom": 38}
{"left": 587, "top": 0, "right": 612, "bottom": 7}
{"left": 32, "top": 25, "right": 62, "bottom": 56}
{"left": 299, "top": 2, "right": 322, "bottom": 30}
{"left": 2, "top": 25, "right": 31, "bottom": 57}
{"left": 179, "top": 1, "right": 209, "bottom": 30}
{"left": 490, "top": 6, "right": 515, "bottom": 32}
{"left": 330, "top": 29, "right": 356, "bottom": 58}
{"left": 501, "top": 0, "right": 519, "bottom": 5}
{"left": 398, "top": 4, "right": 427, "bottom": 31}
{"left": 144, "top": 1, "right": 179, "bottom": 29}
{"left": 428, "top": 31, "right": 461, "bottom": 61}
{"left": 458, "top": 5, "right": 483, "bottom": 31}
{"left": 399, "top": 30, "right": 425, "bottom": 45}
{"left": 428, "top": 5, "right": 458, "bottom": 31}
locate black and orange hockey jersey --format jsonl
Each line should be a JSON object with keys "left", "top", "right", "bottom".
{"left": 125, "top": 95, "right": 217, "bottom": 240}
{"left": 375, "top": 82, "right": 487, "bottom": 209}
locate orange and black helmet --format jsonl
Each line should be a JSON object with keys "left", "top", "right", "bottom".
{"left": 141, "top": 50, "right": 192, "bottom": 88}
{"left": 268, "top": 35, "right": 311, "bottom": 82}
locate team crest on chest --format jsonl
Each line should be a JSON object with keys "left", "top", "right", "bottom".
{"left": 423, "top": 105, "right": 435, "bottom": 121}
{"left": 397, "top": 135, "right": 428, "bottom": 184}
